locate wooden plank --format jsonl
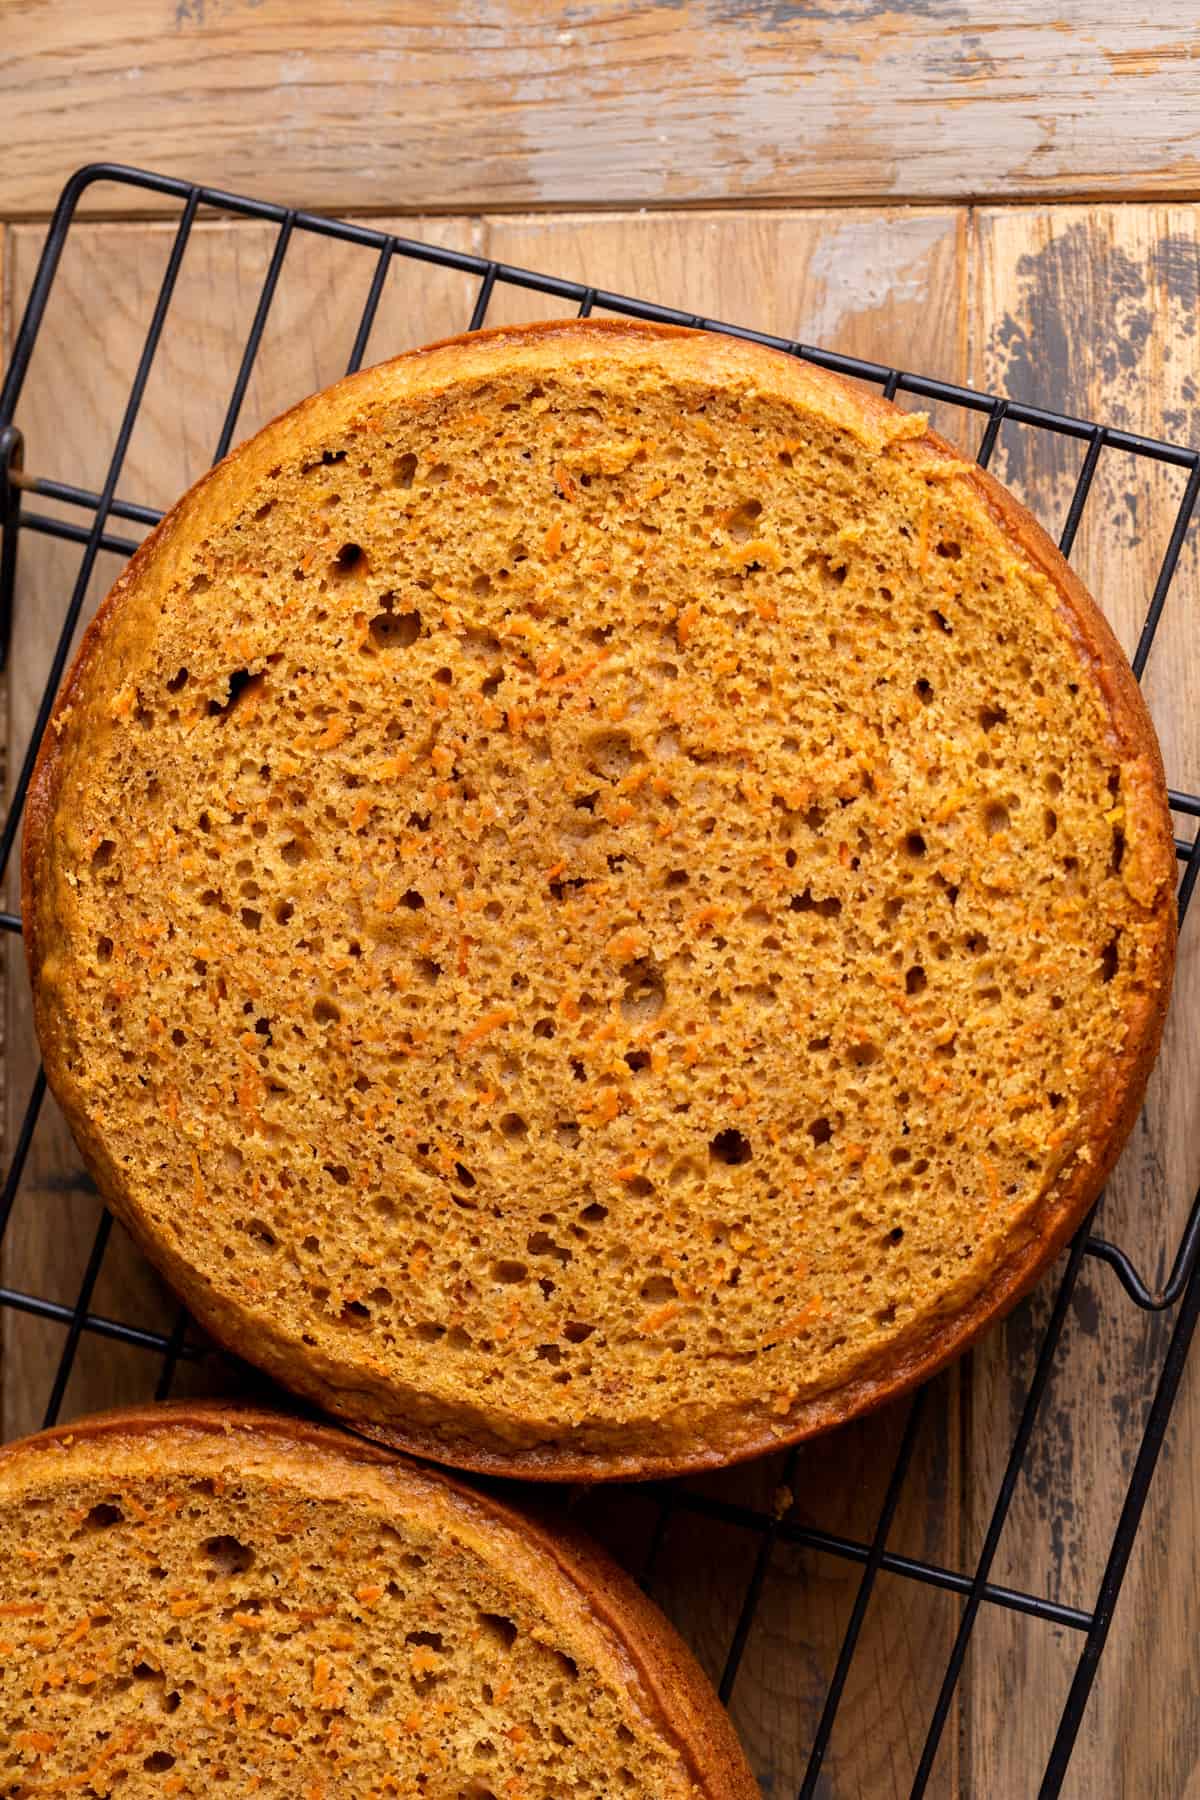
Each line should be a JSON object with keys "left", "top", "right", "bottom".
{"left": 0, "top": 202, "right": 968, "bottom": 1795}
{"left": 3, "top": 4, "right": 1200, "bottom": 220}
{"left": 964, "top": 203, "right": 1200, "bottom": 1800}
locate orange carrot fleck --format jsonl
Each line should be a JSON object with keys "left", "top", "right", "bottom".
{"left": 676, "top": 602, "right": 700, "bottom": 646}
{"left": 15, "top": 1731, "right": 57, "bottom": 1754}
{"left": 542, "top": 519, "right": 564, "bottom": 558}
{"left": 606, "top": 929, "right": 642, "bottom": 963}
{"left": 639, "top": 1302, "right": 679, "bottom": 1334}
{"left": 458, "top": 1006, "right": 514, "bottom": 1054}
{"left": 316, "top": 717, "right": 348, "bottom": 751}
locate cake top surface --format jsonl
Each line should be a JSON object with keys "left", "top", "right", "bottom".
{"left": 0, "top": 1403, "right": 754, "bottom": 1797}
{"left": 25, "top": 320, "right": 1176, "bottom": 1476}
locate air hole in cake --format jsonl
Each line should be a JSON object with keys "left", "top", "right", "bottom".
{"left": 1100, "top": 936, "right": 1119, "bottom": 982}
{"left": 477, "top": 1611, "right": 519, "bottom": 1651}
{"left": 333, "top": 541, "right": 366, "bottom": 576}
{"left": 91, "top": 838, "right": 116, "bottom": 869}
{"left": 809, "top": 1116, "right": 833, "bottom": 1147}
{"left": 144, "top": 1752, "right": 177, "bottom": 1773}
{"left": 96, "top": 935, "right": 113, "bottom": 963}
{"left": 904, "top": 832, "right": 927, "bottom": 858}
{"left": 202, "top": 1534, "right": 254, "bottom": 1576}
{"left": 454, "top": 1162, "right": 476, "bottom": 1189}
{"left": 81, "top": 1501, "right": 123, "bottom": 1531}
{"left": 906, "top": 965, "right": 927, "bottom": 995}
{"left": 709, "top": 1128, "right": 752, "bottom": 1166}
{"left": 1111, "top": 825, "right": 1126, "bottom": 872}
{"left": 325, "top": 1163, "right": 350, "bottom": 1186}
{"left": 847, "top": 1037, "right": 880, "bottom": 1067}
{"left": 790, "top": 887, "right": 842, "bottom": 917}
{"left": 724, "top": 498, "right": 763, "bottom": 543}
{"left": 984, "top": 801, "right": 1010, "bottom": 836}
{"left": 401, "top": 889, "right": 425, "bottom": 910}
{"left": 586, "top": 729, "right": 641, "bottom": 781}
{"left": 207, "top": 668, "right": 260, "bottom": 718}
{"left": 167, "top": 667, "right": 189, "bottom": 692}
{"left": 564, "top": 1321, "right": 595, "bottom": 1343}
{"left": 394, "top": 451, "right": 417, "bottom": 488}
{"left": 624, "top": 1049, "right": 651, "bottom": 1073}
{"left": 619, "top": 958, "right": 665, "bottom": 1024}
{"left": 499, "top": 1112, "right": 527, "bottom": 1138}
{"left": 914, "top": 677, "right": 934, "bottom": 704}
{"left": 493, "top": 1260, "right": 527, "bottom": 1284}
{"left": 979, "top": 704, "right": 1007, "bottom": 731}
{"left": 369, "top": 596, "right": 422, "bottom": 650}
{"left": 241, "top": 906, "right": 261, "bottom": 931}
{"left": 527, "top": 1231, "right": 571, "bottom": 1263}
{"left": 313, "top": 997, "right": 341, "bottom": 1026}
{"left": 930, "top": 609, "right": 953, "bottom": 634}
{"left": 340, "top": 1300, "right": 371, "bottom": 1326}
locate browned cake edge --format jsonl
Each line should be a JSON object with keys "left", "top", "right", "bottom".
{"left": 22, "top": 320, "right": 1178, "bottom": 1482}
{"left": 0, "top": 1401, "right": 758, "bottom": 1799}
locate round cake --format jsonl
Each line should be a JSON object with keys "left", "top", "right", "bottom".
{"left": 0, "top": 1405, "right": 753, "bottom": 1795}
{"left": 25, "top": 321, "right": 1176, "bottom": 1478}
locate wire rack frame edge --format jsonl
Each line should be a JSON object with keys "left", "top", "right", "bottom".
{"left": 1, "top": 162, "right": 1200, "bottom": 1799}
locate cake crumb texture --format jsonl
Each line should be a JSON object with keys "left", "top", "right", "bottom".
{"left": 0, "top": 1407, "right": 753, "bottom": 1797}
{"left": 24, "top": 321, "right": 1176, "bottom": 1475}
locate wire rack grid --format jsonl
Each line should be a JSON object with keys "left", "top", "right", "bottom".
{"left": 1, "top": 164, "right": 1199, "bottom": 1799}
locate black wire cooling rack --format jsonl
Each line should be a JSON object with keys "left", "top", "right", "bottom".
{"left": 1, "top": 163, "right": 1199, "bottom": 1798}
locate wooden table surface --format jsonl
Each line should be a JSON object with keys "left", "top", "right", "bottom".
{"left": 3, "top": 6, "right": 1200, "bottom": 1796}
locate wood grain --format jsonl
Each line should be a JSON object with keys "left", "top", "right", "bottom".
{"left": 4, "top": 3, "right": 1200, "bottom": 220}
{"left": 0, "top": 202, "right": 969, "bottom": 1796}
{"left": 963, "top": 203, "right": 1200, "bottom": 1800}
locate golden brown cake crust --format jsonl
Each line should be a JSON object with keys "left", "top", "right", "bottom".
{"left": 23, "top": 321, "right": 1177, "bottom": 1480}
{"left": 0, "top": 1402, "right": 757, "bottom": 1798}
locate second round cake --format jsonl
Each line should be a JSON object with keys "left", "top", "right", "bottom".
{"left": 25, "top": 321, "right": 1176, "bottom": 1476}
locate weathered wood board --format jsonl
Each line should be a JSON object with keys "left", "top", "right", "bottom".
{"left": 3, "top": 4, "right": 1200, "bottom": 220}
